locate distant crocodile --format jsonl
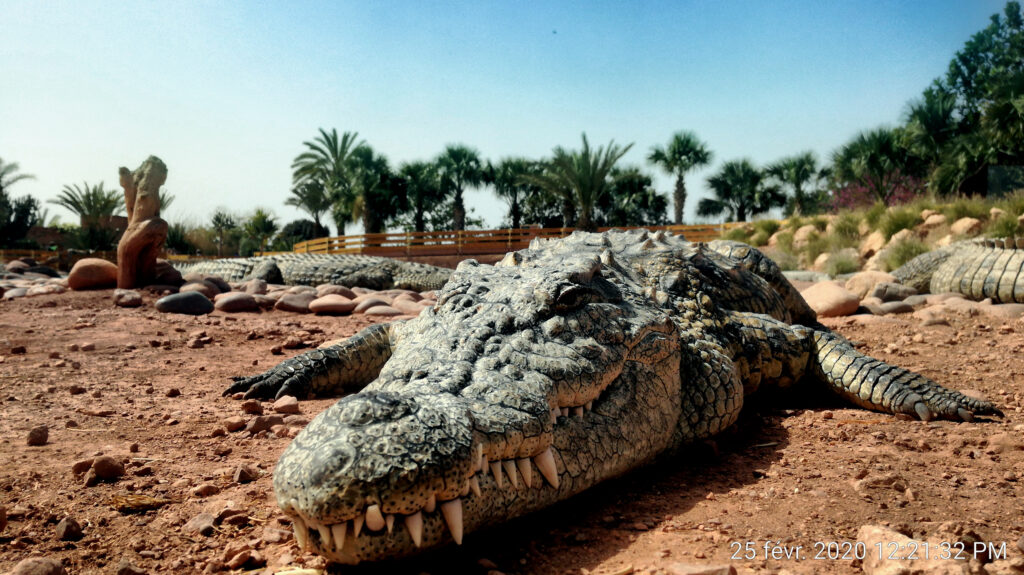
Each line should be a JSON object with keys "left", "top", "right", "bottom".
{"left": 173, "top": 253, "right": 451, "bottom": 291}
{"left": 225, "top": 229, "right": 1000, "bottom": 564}
{"left": 892, "top": 237, "right": 1024, "bottom": 303}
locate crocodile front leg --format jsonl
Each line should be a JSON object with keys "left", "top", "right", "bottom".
{"left": 224, "top": 322, "right": 398, "bottom": 400}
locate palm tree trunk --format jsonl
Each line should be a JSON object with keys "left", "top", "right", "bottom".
{"left": 414, "top": 198, "right": 425, "bottom": 232}
{"left": 511, "top": 195, "right": 521, "bottom": 228}
{"left": 561, "top": 198, "right": 575, "bottom": 228}
{"left": 453, "top": 190, "right": 466, "bottom": 231}
{"left": 736, "top": 205, "right": 747, "bottom": 222}
{"left": 673, "top": 176, "right": 686, "bottom": 225}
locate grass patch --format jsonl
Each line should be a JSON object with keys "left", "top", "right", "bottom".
{"left": 995, "top": 190, "right": 1024, "bottom": 218}
{"left": 825, "top": 251, "right": 860, "bottom": 276}
{"left": 722, "top": 226, "right": 753, "bottom": 243}
{"left": 773, "top": 230, "right": 795, "bottom": 253}
{"left": 808, "top": 216, "right": 829, "bottom": 231}
{"left": 762, "top": 247, "right": 798, "bottom": 271}
{"left": 804, "top": 232, "right": 829, "bottom": 266}
{"left": 984, "top": 212, "right": 1023, "bottom": 238}
{"left": 883, "top": 239, "right": 930, "bottom": 272}
{"left": 878, "top": 207, "right": 920, "bottom": 240}
{"left": 747, "top": 219, "right": 779, "bottom": 246}
{"left": 940, "top": 196, "right": 990, "bottom": 221}
{"left": 829, "top": 212, "right": 862, "bottom": 249}
{"left": 863, "top": 202, "right": 888, "bottom": 229}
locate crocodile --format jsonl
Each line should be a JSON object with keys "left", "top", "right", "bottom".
{"left": 173, "top": 253, "right": 451, "bottom": 291}
{"left": 891, "top": 237, "right": 1024, "bottom": 303}
{"left": 224, "top": 229, "right": 1001, "bottom": 564}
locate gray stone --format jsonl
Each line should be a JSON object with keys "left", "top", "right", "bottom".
{"left": 11, "top": 558, "right": 67, "bottom": 575}
{"left": 274, "top": 292, "right": 316, "bottom": 313}
{"left": 155, "top": 291, "right": 214, "bottom": 315}
{"left": 92, "top": 455, "right": 125, "bottom": 479}
{"left": 879, "top": 301, "right": 914, "bottom": 315}
{"left": 55, "top": 517, "right": 83, "bottom": 541}
{"left": 214, "top": 292, "right": 260, "bottom": 313}
{"left": 183, "top": 512, "right": 216, "bottom": 536}
{"left": 112, "top": 289, "right": 143, "bottom": 308}
{"left": 26, "top": 424, "right": 48, "bottom": 446}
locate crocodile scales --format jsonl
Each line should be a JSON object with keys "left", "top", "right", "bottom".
{"left": 225, "top": 229, "right": 1001, "bottom": 564}
{"left": 173, "top": 253, "right": 451, "bottom": 291}
{"left": 892, "top": 237, "right": 1024, "bottom": 302}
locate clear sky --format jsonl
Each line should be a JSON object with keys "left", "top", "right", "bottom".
{"left": 0, "top": 1, "right": 1010, "bottom": 232}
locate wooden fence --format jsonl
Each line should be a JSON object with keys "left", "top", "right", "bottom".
{"left": 283, "top": 223, "right": 746, "bottom": 258}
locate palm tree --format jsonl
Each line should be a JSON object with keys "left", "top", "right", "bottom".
{"left": 348, "top": 145, "right": 405, "bottom": 235}
{"left": 698, "top": 159, "right": 785, "bottom": 222}
{"left": 647, "top": 131, "right": 713, "bottom": 224}
{"left": 49, "top": 182, "right": 124, "bottom": 227}
{"left": 291, "top": 128, "right": 363, "bottom": 235}
{"left": 831, "top": 128, "right": 922, "bottom": 202}
{"left": 0, "top": 158, "right": 35, "bottom": 197}
{"left": 487, "top": 157, "right": 541, "bottom": 229}
{"left": 523, "top": 134, "right": 633, "bottom": 231}
{"left": 158, "top": 190, "right": 175, "bottom": 215}
{"left": 599, "top": 167, "right": 669, "bottom": 227}
{"left": 901, "top": 88, "right": 960, "bottom": 165}
{"left": 285, "top": 180, "right": 332, "bottom": 237}
{"left": 243, "top": 209, "right": 279, "bottom": 252}
{"left": 765, "top": 152, "right": 822, "bottom": 216}
{"left": 399, "top": 161, "right": 443, "bottom": 232}
{"left": 210, "top": 209, "right": 237, "bottom": 256}
{"left": 436, "top": 144, "right": 484, "bottom": 230}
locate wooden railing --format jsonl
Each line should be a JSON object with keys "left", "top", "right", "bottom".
{"left": 284, "top": 223, "right": 746, "bottom": 257}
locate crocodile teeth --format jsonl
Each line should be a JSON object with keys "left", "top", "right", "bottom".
{"left": 440, "top": 498, "right": 464, "bottom": 544}
{"left": 490, "top": 461, "right": 504, "bottom": 489}
{"left": 473, "top": 443, "right": 484, "bottom": 472}
{"left": 550, "top": 408, "right": 559, "bottom": 423}
{"left": 503, "top": 459, "right": 519, "bottom": 488}
{"left": 573, "top": 406, "right": 584, "bottom": 418}
{"left": 331, "top": 522, "right": 347, "bottom": 552}
{"left": 469, "top": 476, "right": 481, "bottom": 497}
{"left": 385, "top": 514, "right": 395, "bottom": 534}
{"left": 405, "top": 512, "right": 423, "bottom": 548}
{"left": 517, "top": 458, "right": 533, "bottom": 488}
{"left": 424, "top": 493, "right": 437, "bottom": 513}
{"left": 353, "top": 514, "right": 364, "bottom": 537}
{"left": 365, "top": 505, "right": 385, "bottom": 532}
{"left": 316, "top": 523, "right": 331, "bottom": 550}
{"left": 535, "top": 447, "right": 559, "bottom": 489}
{"left": 460, "top": 479, "right": 470, "bottom": 497}
{"left": 293, "top": 517, "right": 309, "bottom": 551}
{"left": 585, "top": 401, "right": 593, "bottom": 411}
{"left": 560, "top": 407, "right": 569, "bottom": 417}
{"left": 481, "top": 458, "right": 489, "bottom": 477}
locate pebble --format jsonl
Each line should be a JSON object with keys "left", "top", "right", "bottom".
{"left": 243, "top": 278, "right": 269, "bottom": 294}
{"left": 233, "top": 464, "right": 260, "bottom": 483}
{"left": 155, "top": 291, "right": 214, "bottom": 315}
{"left": 274, "top": 292, "right": 316, "bottom": 313}
{"left": 55, "top": 516, "right": 83, "bottom": 541}
{"left": 179, "top": 280, "right": 221, "bottom": 299}
{"left": 315, "top": 284, "right": 356, "bottom": 298}
{"left": 80, "top": 342, "right": 95, "bottom": 351}
{"left": 244, "top": 415, "right": 284, "bottom": 434}
{"left": 308, "top": 294, "right": 356, "bottom": 315}
{"left": 222, "top": 415, "right": 246, "bottom": 432}
{"left": 272, "top": 395, "right": 300, "bottom": 414}
{"left": 112, "top": 289, "right": 143, "bottom": 308}
{"left": 11, "top": 557, "right": 67, "bottom": 575}
{"left": 183, "top": 512, "right": 216, "bottom": 536}
{"left": 71, "top": 458, "right": 94, "bottom": 474}
{"left": 114, "top": 560, "right": 147, "bottom": 575}
{"left": 11, "top": 345, "right": 27, "bottom": 354}
{"left": 879, "top": 301, "right": 914, "bottom": 315}
{"left": 262, "top": 526, "right": 292, "bottom": 544}
{"left": 92, "top": 455, "right": 125, "bottom": 479}
{"left": 353, "top": 297, "right": 391, "bottom": 313}
{"left": 214, "top": 292, "right": 260, "bottom": 312}
{"left": 26, "top": 424, "right": 48, "bottom": 446}
{"left": 240, "top": 399, "right": 264, "bottom": 415}
{"left": 192, "top": 483, "right": 220, "bottom": 497}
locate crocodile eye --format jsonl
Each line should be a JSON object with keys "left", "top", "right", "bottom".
{"left": 555, "top": 285, "right": 596, "bottom": 311}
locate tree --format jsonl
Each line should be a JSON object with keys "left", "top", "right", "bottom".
{"left": 523, "top": 134, "right": 633, "bottom": 231}
{"left": 647, "top": 131, "right": 713, "bottom": 224}
{"left": 766, "top": 152, "right": 827, "bottom": 216}
{"left": 831, "top": 128, "right": 924, "bottom": 203}
{"left": 243, "top": 209, "right": 279, "bottom": 252}
{"left": 291, "top": 129, "right": 363, "bottom": 235}
{"left": 49, "top": 182, "right": 124, "bottom": 227}
{"left": 596, "top": 167, "right": 669, "bottom": 227}
{"left": 436, "top": 144, "right": 484, "bottom": 231}
{"left": 698, "top": 159, "right": 785, "bottom": 222}
{"left": 348, "top": 145, "right": 405, "bottom": 234}
{"left": 0, "top": 158, "right": 40, "bottom": 247}
{"left": 273, "top": 219, "right": 322, "bottom": 251}
{"left": 487, "top": 157, "right": 542, "bottom": 229}
{"left": 0, "top": 158, "right": 35, "bottom": 198}
{"left": 165, "top": 222, "right": 196, "bottom": 254}
{"left": 285, "top": 180, "right": 332, "bottom": 237}
{"left": 158, "top": 191, "right": 175, "bottom": 214}
{"left": 210, "top": 209, "right": 237, "bottom": 257}
{"left": 398, "top": 161, "right": 444, "bottom": 232}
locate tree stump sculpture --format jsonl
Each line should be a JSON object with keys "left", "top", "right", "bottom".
{"left": 116, "top": 156, "right": 168, "bottom": 288}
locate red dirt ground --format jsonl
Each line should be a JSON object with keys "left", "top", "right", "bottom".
{"left": 1, "top": 289, "right": 1023, "bottom": 574}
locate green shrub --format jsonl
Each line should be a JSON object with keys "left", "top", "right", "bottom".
{"left": 804, "top": 232, "right": 829, "bottom": 265}
{"left": 752, "top": 219, "right": 781, "bottom": 236}
{"left": 782, "top": 216, "right": 805, "bottom": 231}
{"left": 723, "top": 227, "right": 753, "bottom": 242}
{"left": 825, "top": 251, "right": 860, "bottom": 276}
{"left": 883, "top": 239, "right": 930, "bottom": 272}
{"left": 808, "top": 216, "right": 829, "bottom": 231}
{"left": 829, "top": 212, "right": 862, "bottom": 250}
{"left": 762, "top": 247, "right": 798, "bottom": 271}
{"left": 878, "top": 207, "right": 920, "bottom": 240}
{"left": 995, "top": 190, "right": 1024, "bottom": 218}
{"left": 940, "top": 196, "right": 989, "bottom": 221}
{"left": 774, "top": 230, "right": 795, "bottom": 253}
{"left": 863, "top": 202, "right": 887, "bottom": 229}
{"left": 984, "top": 213, "right": 1022, "bottom": 238}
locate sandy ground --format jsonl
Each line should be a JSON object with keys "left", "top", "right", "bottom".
{"left": 1, "top": 289, "right": 1023, "bottom": 575}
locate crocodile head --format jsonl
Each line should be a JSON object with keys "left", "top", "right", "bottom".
{"left": 273, "top": 230, "right": 732, "bottom": 563}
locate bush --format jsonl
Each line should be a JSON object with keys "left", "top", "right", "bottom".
{"left": 878, "top": 207, "right": 920, "bottom": 240}
{"left": 829, "top": 212, "right": 862, "bottom": 249}
{"left": 722, "top": 227, "right": 753, "bottom": 243}
{"left": 825, "top": 251, "right": 860, "bottom": 276}
{"left": 762, "top": 247, "right": 798, "bottom": 271}
{"left": 808, "top": 216, "right": 829, "bottom": 231}
{"left": 940, "top": 196, "right": 989, "bottom": 221}
{"left": 985, "top": 213, "right": 1023, "bottom": 238}
{"left": 773, "top": 230, "right": 795, "bottom": 253}
{"left": 883, "top": 239, "right": 930, "bottom": 272}
{"left": 863, "top": 202, "right": 887, "bottom": 229}
{"left": 753, "top": 219, "right": 781, "bottom": 236}
{"left": 804, "top": 233, "right": 829, "bottom": 266}
{"left": 995, "top": 190, "right": 1024, "bottom": 218}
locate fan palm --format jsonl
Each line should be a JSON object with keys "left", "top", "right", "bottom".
{"left": 399, "top": 161, "right": 443, "bottom": 232}
{"left": 243, "top": 209, "right": 279, "bottom": 252}
{"left": 49, "top": 182, "right": 124, "bottom": 227}
{"left": 698, "top": 160, "right": 784, "bottom": 222}
{"left": 831, "top": 128, "right": 921, "bottom": 202}
{"left": 647, "top": 131, "right": 713, "bottom": 224}
{"left": 0, "top": 158, "right": 35, "bottom": 197}
{"left": 766, "top": 152, "right": 822, "bottom": 216}
{"left": 523, "top": 134, "right": 633, "bottom": 232}
{"left": 348, "top": 145, "right": 404, "bottom": 235}
{"left": 436, "top": 144, "right": 484, "bottom": 230}
{"left": 291, "top": 128, "right": 363, "bottom": 235}
{"left": 487, "top": 157, "right": 542, "bottom": 229}
{"left": 210, "top": 209, "right": 237, "bottom": 256}
{"left": 285, "top": 180, "right": 332, "bottom": 237}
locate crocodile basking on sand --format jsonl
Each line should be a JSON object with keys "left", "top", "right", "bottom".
{"left": 225, "top": 229, "right": 1001, "bottom": 564}
{"left": 892, "top": 237, "right": 1024, "bottom": 303}
{"left": 174, "top": 253, "right": 451, "bottom": 291}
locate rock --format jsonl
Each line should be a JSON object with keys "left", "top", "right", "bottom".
{"left": 117, "top": 157, "right": 169, "bottom": 288}
{"left": 287, "top": 285, "right": 317, "bottom": 294}
{"left": 184, "top": 512, "right": 217, "bottom": 536}
{"left": 114, "top": 559, "right": 147, "bottom": 575}
{"left": 11, "top": 558, "right": 67, "bottom": 575}
{"left": 935, "top": 233, "right": 955, "bottom": 247}
{"left": 845, "top": 271, "right": 896, "bottom": 300}
{"left": 244, "top": 415, "right": 284, "bottom": 434}
{"left": 363, "top": 305, "right": 403, "bottom": 316}
{"left": 152, "top": 259, "right": 184, "bottom": 286}
{"left": 980, "top": 303, "right": 1024, "bottom": 320}
{"left": 0, "top": 505, "right": 6, "bottom": 533}
{"left": 274, "top": 292, "right": 316, "bottom": 313}
{"left": 857, "top": 524, "right": 968, "bottom": 575}
{"left": 950, "top": 217, "right": 982, "bottom": 236}
{"left": 26, "top": 424, "right": 48, "bottom": 446}
{"left": 920, "top": 213, "right": 947, "bottom": 230}
{"left": 214, "top": 292, "right": 260, "bottom": 313}
{"left": 392, "top": 297, "right": 428, "bottom": 315}
{"left": 792, "top": 224, "right": 818, "bottom": 248}
{"left": 233, "top": 464, "right": 260, "bottom": 484}
{"left": 179, "top": 280, "right": 221, "bottom": 299}
{"left": 309, "top": 294, "right": 356, "bottom": 315}
{"left": 888, "top": 228, "right": 917, "bottom": 244}
{"left": 92, "top": 455, "right": 125, "bottom": 479}
{"left": 241, "top": 399, "right": 264, "bottom": 414}
{"left": 67, "top": 258, "right": 118, "bottom": 290}
{"left": 990, "top": 206, "right": 1006, "bottom": 219}
{"left": 6, "top": 260, "right": 31, "bottom": 273}
{"left": 272, "top": 395, "right": 300, "bottom": 414}
{"left": 920, "top": 208, "right": 939, "bottom": 220}
{"left": 155, "top": 291, "right": 214, "bottom": 315}
{"left": 55, "top": 517, "right": 83, "bottom": 541}
{"left": 665, "top": 564, "right": 736, "bottom": 575}
{"left": 986, "top": 432, "right": 1023, "bottom": 453}
{"left": 243, "top": 278, "right": 269, "bottom": 295}
{"left": 250, "top": 259, "right": 283, "bottom": 284}
{"left": 869, "top": 282, "right": 918, "bottom": 302}
{"left": 222, "top": 415, "right": 246, "bottom": 432}
{"left": 353, "top": 297, "right": 392, "bottom": 313}
{"left": 879, "top": 301, "right": 914, "bottom": 315}
{"left": 112, "top": 289, "right": 143, "bottom": 307}
{"left": 27, "top": 284, "right": 65, "bottom": 296}
{"left": 262, "top": 527, "right": 292, "bottom": 544}
{"left": 801, "top": 282, "right": 860, "bottom": 318}
{"left": 903, "top": 294, "right": 928, "bottom": 306}
{"left": 782, "top": 270, "right": 831, "bottom": 283}
{"left": 3, "top": 287, "right": 28, "bottom": 299}
{"left": 860, "top": 231, "right": 887, "bottom": 259}
{"left": 192, "top": 483, "right": 220, "bottom": 497}
{"left": 316, "top": 284, "right": 357, "bottom": 298}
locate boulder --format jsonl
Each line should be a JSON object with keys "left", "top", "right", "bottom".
{"left": 309, "top": 294, "right": 356, "bottom": 315}
{"left": 68, "top": 258, "right": 118, "bottom": 290}
{"left": 155, "top": 291, "right": 214, "bottom": 315}
{"left": 888, "top": 228, "right": 916, "bottom": 244}
{"left": 859, "top": 231, "right": 886, "bottom": 259}
{"left": 950, "top": 217, "right": 982, "bottom": 236}
{"left": 792, "top": 224, "right": 818, "bottom": 248}
{"left": 800, "top": 282, "right": 860, "bottom": 318}
{"left": 920, "top": 213, "right": 947, "bottom": 230}
{"left": 844, "top": 271, "right": 896, "bottom": 300}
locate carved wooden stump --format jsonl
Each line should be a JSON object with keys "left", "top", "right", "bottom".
{"left": 117, "top": 156, "right": 168, "bottom": 289}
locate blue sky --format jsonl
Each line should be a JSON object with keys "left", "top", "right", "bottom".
{"left": 0, "top": 1, "right": 1009, "bottom": 231}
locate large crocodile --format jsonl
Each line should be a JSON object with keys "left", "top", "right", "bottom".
{"left": 892, "top": 237, "right": 1024, "bottom": 303}
{"left": 173, "top": 253, "right": 451, "bottom": 291}
{"left": 225, "top": 229, "right": 1000, "bottom": 564}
